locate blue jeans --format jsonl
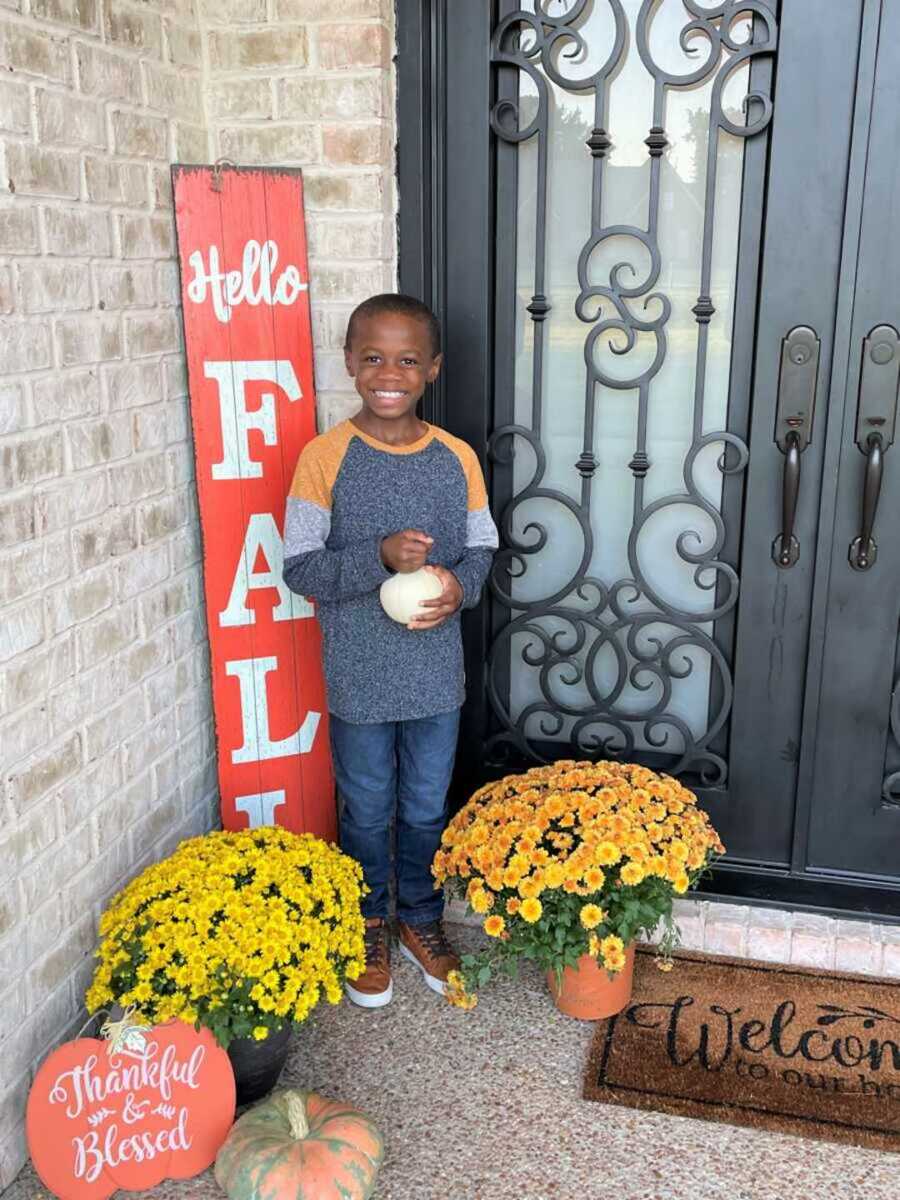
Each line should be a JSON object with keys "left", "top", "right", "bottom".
{"left": 329, "top": 709, "right": 461, "bottom": 926}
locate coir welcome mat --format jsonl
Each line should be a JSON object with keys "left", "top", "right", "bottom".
{"left": 584, "top": 947, "right": 900, "bottom": 1150}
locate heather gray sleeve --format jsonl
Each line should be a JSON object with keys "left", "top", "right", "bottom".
{"left": 282, "top": 496, "right": 391, "bottom": 602}
{"left": 452, "top": 505, "right": 499, "bottom": 610}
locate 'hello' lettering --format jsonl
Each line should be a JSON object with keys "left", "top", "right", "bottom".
{"left": 187, "top": 240, "right": 307, "bottom": 324}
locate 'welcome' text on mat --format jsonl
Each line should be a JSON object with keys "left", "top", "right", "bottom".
{"left": 585, "top": 948, "right": 900, "bottom": 1151}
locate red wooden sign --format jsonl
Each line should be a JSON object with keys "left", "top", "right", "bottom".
{"left": 172, "top": 165, "right": 334, "bottom": 839}
{"left": 27, "top": 1022, "right": 235, "bottom": 1200}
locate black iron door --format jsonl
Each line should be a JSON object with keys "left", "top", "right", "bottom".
{"left": 397, "top": 0, "right": 900, "bottom": 915}
{"left": 801, "top": 0, "right": 900, "bottom": 884}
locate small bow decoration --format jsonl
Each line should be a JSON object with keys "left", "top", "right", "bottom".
{"left": 100, "top": 1006, "right": 150, "bottom": 1058}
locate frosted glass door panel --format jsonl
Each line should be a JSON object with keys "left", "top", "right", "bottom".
{"left": 490, "top": 0, "right": 774, "bottom": 782}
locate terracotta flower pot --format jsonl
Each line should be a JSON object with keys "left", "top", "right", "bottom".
{"left": 546, "top": 943, "right": 636, "bottom": 1020}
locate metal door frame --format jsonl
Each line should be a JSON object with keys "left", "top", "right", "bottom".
{"left": 396, "top": 0, "right": 900, "bottom": 920}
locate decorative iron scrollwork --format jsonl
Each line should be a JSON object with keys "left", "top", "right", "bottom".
{"left": 486, "top": 0, "right": 777, "bottom": 784}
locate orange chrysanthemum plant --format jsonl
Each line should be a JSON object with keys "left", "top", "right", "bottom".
{"left": 432, "top": 760, "right": 724, "bottom": 1010}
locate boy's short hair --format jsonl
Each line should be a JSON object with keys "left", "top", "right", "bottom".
{"left": 344, "top": 293, "right": 441, "bottom": 357}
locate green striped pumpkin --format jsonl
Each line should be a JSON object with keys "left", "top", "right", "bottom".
{"left": 214, "top": 1089, "right": 384, "bottom": 1200}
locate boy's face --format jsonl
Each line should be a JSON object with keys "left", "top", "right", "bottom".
{"left": 344, "top": 312, "right": 442, "bottom": 422}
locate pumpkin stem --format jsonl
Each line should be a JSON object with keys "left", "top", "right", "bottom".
{"left": 284, "top": 1090, "right": 309, "bottom": 1140}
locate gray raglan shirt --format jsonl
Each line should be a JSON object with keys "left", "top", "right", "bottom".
{"left": 282, "top": 419, "right": 498, "bottom": 723}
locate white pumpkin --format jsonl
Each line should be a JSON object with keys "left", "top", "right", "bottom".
{"left": 380, "top": 567, "right": 444, "bottom": 624}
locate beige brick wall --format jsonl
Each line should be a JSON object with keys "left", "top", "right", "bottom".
{"left": 0, "top": 0, "right": 397, "bottom": 1186}
{"left": 200, "top": 0, "right": 397, "bottom": 430}
{"left": 0, "top": 1, "right": 218, "bottom": 1183}
{"left": 0, "top": 0, "right": 393, "bottom": 1180}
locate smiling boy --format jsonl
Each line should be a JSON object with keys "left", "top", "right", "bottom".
{"left": 282, "top": 293, "right": 498, "bottom": 1008}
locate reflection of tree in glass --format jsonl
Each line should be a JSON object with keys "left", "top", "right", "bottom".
{"left": 680, "top": 107, "right": 708, "bottom": 185}
{"left": 552, "top": 99, "right": 593, "bottom": 154}
{"left": 677, "top": 101, "right": 745, "bottom": 302}
{"left": 681, "top": 102, "right": 746, "bottom": 187}
{"left": 517, "top": 99, "right": 594, "bottom": 300}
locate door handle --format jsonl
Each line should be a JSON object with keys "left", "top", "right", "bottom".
{"left": 849, "top": 433, "right": 883, "bottom": 570}
{"left": 848, "top": 324, "right": 899, "bottom": 572}
{"left": 772, "top": 327, "right": 819, "bottom": 568}
{"left": 776, "top": 431, "right": 801, "bottom": 567}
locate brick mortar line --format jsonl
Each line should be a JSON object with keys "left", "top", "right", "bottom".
{"left": 209, "top": 68, "right": 388, "bottom": 79}
{"left": 3, "top": 152, "right": 197, "bottom": 179}
{"left": 195, "top": 0, "right": 215, "bottom": 167}
{"left": 206, "top": 21, "right": 390, "bottom": 31}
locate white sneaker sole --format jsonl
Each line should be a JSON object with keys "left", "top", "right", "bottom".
{"left": 399, "top": 942, "right": 448, "bottom": 996}
{"left": 345, "top": 978, "right": 393, "bottom": 1008}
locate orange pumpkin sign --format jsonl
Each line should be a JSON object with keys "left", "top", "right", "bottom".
{"left": 27, "top": 1022, "right": 236, "bottom": 1200}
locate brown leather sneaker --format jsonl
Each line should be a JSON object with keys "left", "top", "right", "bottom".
{"left": 345, "top": 917, "right": 393, "bottom": 1008}
{"left": 398, "top": 919, "right": 459, "bottom": 996}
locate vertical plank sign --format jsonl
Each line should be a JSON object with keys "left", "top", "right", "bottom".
{"left": 172, "top": 165, "right": 334, "bottom": 839}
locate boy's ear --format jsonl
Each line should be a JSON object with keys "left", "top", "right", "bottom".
{"left": 343, "top": 347, "right": 355, "bottom": 377}
{"left": 427, "top": 353, "right": 444, "bottom": 383}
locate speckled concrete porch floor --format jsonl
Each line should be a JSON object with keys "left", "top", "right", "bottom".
{"left": 5, "top": 925, "right": 897, "bottom": 1200}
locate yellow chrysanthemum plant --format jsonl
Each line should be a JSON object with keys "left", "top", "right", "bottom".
{"left": 432, "top": 760, "right": 724, "bottom": 1010}
{"left": 85, "top": 826, "right": 367, "bottom": 1046}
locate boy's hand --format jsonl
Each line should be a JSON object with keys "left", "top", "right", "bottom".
{"left": 407, "top": 566, "right": 463, "bottom": 631}
{"left": 381, "top": 529, "right": 433, "bottom": 573}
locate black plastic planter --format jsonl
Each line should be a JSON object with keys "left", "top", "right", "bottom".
{"left": 226, "top": 1024, "right": 292, "bottom": 1106}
